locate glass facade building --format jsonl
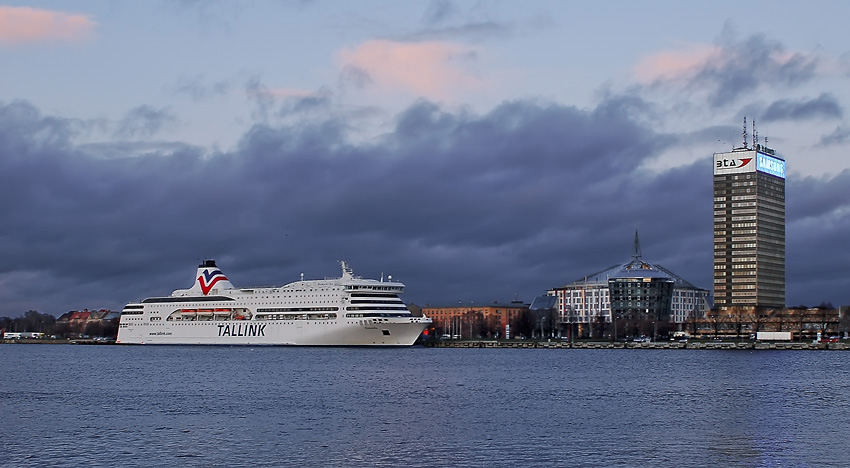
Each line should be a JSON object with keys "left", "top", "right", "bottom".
{"left": 713, "top": 144, "right": 786, "bottom": 309}
{"left": 607, "top": 234, "right": 675, "bottom": 321}
{"left": 548, "top": 232, "right": 709, "bottom": 324}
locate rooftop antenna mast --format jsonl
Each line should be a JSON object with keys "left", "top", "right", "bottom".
{"left": 742, "top": 116, "right": 748, "bottom": 148}
{"left": 633, "top": 228, "right": 642, "bottom": 260}
{"left": 753, "top": 120, "right": 758, "bottom": 149}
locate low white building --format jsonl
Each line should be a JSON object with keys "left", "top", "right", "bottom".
{"left": 1, "top": 332, "right": 44, "bottom": 339}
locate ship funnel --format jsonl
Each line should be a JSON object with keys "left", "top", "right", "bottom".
{"left": 189, "top": 259, "right": 235, "bottom": 295}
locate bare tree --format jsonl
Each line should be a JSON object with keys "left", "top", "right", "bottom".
{"left": 3, "top": 311, "right": 56, "bottom": 335}
{"left": 566, "top": 308, "right": 578, "bottom": 343}
{"left": 815, "top": 306, "right": 837, "bottom": 337}
{"left": 511, "top": 310, "right": 534, "bottom": 339}
{"left": 751, "top": 309, "right": 767, "bottom": 334}
{"left": 548, "top": 307, "right": 561, "bottom": 338}
{"left": 707, "top": 309, "right": 724, "bottom": 338}
{"left": 84, "top": 321, "right": 104, "bottom": 338}
{"left": 688, "top": 306, "right": 700, "bottom": 336}
{"left": 593, "top": 313, "right": 607, "bottom": 339}
{"left": 838, "top": 309, "right": 850, "bottom": 337}
{"left": 732, "top": 307, "right": 745, "bottom": 340}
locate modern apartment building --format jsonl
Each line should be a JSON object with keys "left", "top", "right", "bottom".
{"left": 548, "top": 232, "right": 710, "bottom": 324}
{"left": 713, "top": 123, "right": 786, "bottom": 309}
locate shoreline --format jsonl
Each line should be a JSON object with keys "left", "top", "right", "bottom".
{"left": 423, "top": 339, "right": 850, "bottom": 350}
{"left": 0, "top": 338, "right": 115, "bottom": 345}
{"left": 3, "top": 338, "right": 848, "bottom": 350}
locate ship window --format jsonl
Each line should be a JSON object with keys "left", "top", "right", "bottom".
{"left": 382, "top": 330, "right": 390, "bottom": 336}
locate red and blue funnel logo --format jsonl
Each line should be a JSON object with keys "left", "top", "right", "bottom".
{"left": 198, "top": 269, "right": 228, "bottom": 295}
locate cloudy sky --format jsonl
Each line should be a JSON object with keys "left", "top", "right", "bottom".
{"left": 1, "top": 0, "right": 849, "bottom": 316}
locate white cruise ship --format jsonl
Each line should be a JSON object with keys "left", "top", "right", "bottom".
{"left": 116, "top": 260, "right": 431, "bottom": 346}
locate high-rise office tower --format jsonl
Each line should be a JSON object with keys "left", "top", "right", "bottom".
{"left": 713, "top": 120, "right": 786, "bottom": 310}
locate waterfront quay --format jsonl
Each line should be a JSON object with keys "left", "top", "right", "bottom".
{"left": 0, "top": 338, "right": 115, "bottom": 345}
{"left": 424, "top": 339, "right": 850, "bottom": 350}
{"left": 6, "top": 337, "right": 848, "bottom": 350}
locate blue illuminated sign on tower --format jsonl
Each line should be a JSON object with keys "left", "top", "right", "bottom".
{"left": 756, "top": 153, "right": 786, "bottom": 179}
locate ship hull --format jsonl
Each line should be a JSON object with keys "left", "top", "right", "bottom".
{"left": 117, "top": 318, "right": 428, "bottom": 346}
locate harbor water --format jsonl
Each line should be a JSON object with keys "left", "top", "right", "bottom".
{"left": 1, "top": 345, "right": 849, "bottom": 467}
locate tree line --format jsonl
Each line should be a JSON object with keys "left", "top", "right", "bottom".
{"left": 425, "top": 304, "right": 849, "bottom": 342}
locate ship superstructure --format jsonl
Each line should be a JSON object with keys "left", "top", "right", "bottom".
{"left": 117, "top": 260, "right": 431, "bottom": 346}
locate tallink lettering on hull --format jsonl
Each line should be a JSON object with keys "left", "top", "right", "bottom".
{"left": 218, "top": 323, "right": 267, "bottom": 337}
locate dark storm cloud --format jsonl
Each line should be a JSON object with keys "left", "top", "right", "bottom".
{"left": 647, "top": 32, "right": 820, "bottom": 109}
{"left": 702, "top": 33, "right": 818, "bottom": 107}
{"left": 0, "top": 96, "right": 847, "bottom": 316}
{"left": 114, "top": 105, "right": 178, "bottom": 139}
{"left": 227, "top": 97, "right": 692, "bottom": 305}
{"left": 760, "top": 93, "right": 843, "bottom": 122}
{"left": 786, "top": 170, "right": 850, "bottom": 304}
{"left": 0, "top": 100, "right": 75, "bottom": 150}
{"left": 818, "top": 126, "right": 850, "bottom": 147}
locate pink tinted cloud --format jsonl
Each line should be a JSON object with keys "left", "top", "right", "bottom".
{"left": 0, "top": 6, "right": 96, "bottom": 45}
{"left": 633, "top": 45, "right": 719, "bottom": 82}
{"left": 338, "top": 40, "right": 480, "bottom": 99}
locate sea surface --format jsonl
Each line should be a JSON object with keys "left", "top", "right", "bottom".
{"left": 1, "top": 344, "right": 849, "bottom": 467}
